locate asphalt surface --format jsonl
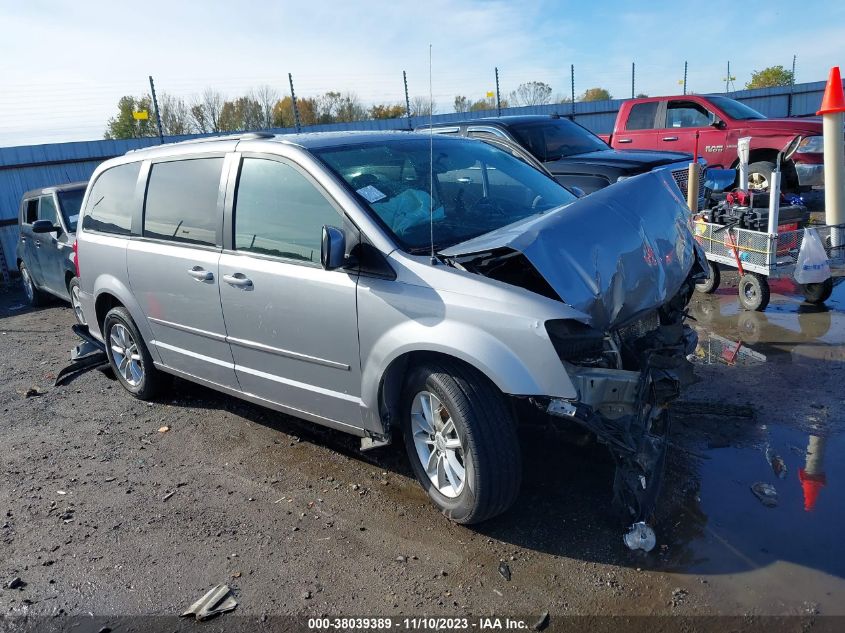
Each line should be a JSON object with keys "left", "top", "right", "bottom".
{"left": 1, "top": 276, "right": 843, "bottom": 626}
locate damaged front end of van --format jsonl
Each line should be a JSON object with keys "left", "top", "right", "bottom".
{"left": 441, "top": 171, "right": 706, "bottom": 550}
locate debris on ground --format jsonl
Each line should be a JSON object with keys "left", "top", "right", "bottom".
{"left": 765, "top": 446, "right": 787, "bottom": 479}
{"left": 671, "top": 587, "right": 688, "bottom": 607}
{"left": 181, "top": 584, "right": 238, "bottom": 621}
{"left": 498, "top": 561, "right": 512, "bottom": 581}
{"left": 623, "top": 521, "right": 656, "bottom": 552}
{"left": 24, "top": 387, "right": 41, "bottom": 398}
{"left": 6, "top": 577, "right": 25, "bottom": 590}
{"left": 158, "top": 426, "right": 170, "bottom": 433}
{"left": 532, "top": 611, "right": 550, "bottom": 631}
{"left": 751, "top": 482, "right": 778, "bottom": 507}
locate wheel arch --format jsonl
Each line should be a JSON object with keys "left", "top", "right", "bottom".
{"left": 90, "top": 276, "right": 157, "bottom": 358}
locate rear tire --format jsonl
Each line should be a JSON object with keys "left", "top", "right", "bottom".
{"left": 695, "top": 260, "right": 721, "bottom": 294}
{"left": 800, "top": 278, "right": 833, "bottom": 304}
{"left": 738, "top": 273, "right": 770, "bottom": 312}
{"left": 103, "top": 306, "right": 164, "bottom": 400}
{"left": 19, "top": 263, "right": 48, "bottom": 307}
{"left": 68, "top": 277, "right": 86, "bottom": 325}
{"left": 401, "top": 359, "right": 521, "bottom": 524}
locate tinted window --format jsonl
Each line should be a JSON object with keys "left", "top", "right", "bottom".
{"left": 707, "top": 96, "right": 766, "bottom": 120}
{"left": 665, "top": 101, "right": 713, "bottom": 128}
{"left": 24, "top": 199, "right": 38, "bottom": 224}
{"left": 57, "top": 189, "right": 84, "bottom": 232}
{"left": 82, "top": 162, "right": 141, "bottom": 235}
{"left": 508, "top": 119, "right": 607, "bottom": 161}
{"left": 39, "top": 195, "right": 59, "bottom": 226}
{"left": 315, "top": 137, "right": 577, "bottom": 253}
{"left": 626, "top": 102, "right": 659, "bottom": 130}
{"left": 234, "top": 158, "right": 340, "bottom": 263}
{"left": 144, "top": 158, "right": 223, "bottom": 246}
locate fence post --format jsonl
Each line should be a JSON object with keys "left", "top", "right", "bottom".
{"left": 149, "top": 75, "right": 164, "bottom": 143}
{"left": 288, "top": 73, "right": 301, "bottom": 133}
{"left": 788, "top": 54, "right": 797, "bottom": 116}
{"left": 683, "top": 61, "right": 688, "bottom": 95}
{"left": 495, "top": 67, "right": 501, "bottom": 117}
{"left": 403, "top": 70, "right": 412, "bottom": 129}
{"left": 570, "top": 64, "right": 575, "bottom": 119}
{"left": 631, "top": 62, "right": 635, "bottom": 99}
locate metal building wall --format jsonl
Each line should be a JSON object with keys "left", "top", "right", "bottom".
{"left": 0, "top": 80, "right": 837, "bottom": 273}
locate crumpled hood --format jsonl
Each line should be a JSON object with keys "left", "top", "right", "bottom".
{"left": 440, "top": 170, "right": 700, "bottom": 331}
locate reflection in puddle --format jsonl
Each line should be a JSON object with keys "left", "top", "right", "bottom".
{"left": 656, "top": 286, "right": 845, "bottom": 612}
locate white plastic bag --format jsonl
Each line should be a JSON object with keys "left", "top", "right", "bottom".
{"left": 794, "top": 228, "right": 831, "bottom": 284}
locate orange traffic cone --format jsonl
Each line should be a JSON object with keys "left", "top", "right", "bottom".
{"left": 817, "top": 66, "right": 845, "bottom": 115}
{"left": 799, "top": 468, "right": 826, "bottom": 511}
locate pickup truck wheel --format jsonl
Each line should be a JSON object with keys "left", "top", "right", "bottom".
{"left": 103, "top": 307, "right": 165, "bottom": 400}
{"left": 747, "top": 161, "right": 775, "bottom": 191}
{"left": 19, "top": 263, "right": 48, "bottom": 307}
{"left": 401, "top": 359, "right": 521, "bottom": 524}
{"left": 800, "top": 278, "right": 833, "bottom": 304}
{"left": 695, "top": 260, "right": 720, "bottom": 294}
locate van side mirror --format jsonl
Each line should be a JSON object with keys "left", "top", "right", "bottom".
{"left": 321, "top": 225, "right": 346, "bottom": 270}
{"left": 32, "top": 219, "right": 61, "bottom": 234}
{"left": 569, "top": 186, "right": 586, "bottom": 198}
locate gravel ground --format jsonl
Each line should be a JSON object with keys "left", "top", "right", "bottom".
{"left": 1, "top": 281, "right": 843, "bottom": 628}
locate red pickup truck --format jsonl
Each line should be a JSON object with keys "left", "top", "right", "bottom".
{"left": 601, "top": 95, "right": 825, "bottom": 192}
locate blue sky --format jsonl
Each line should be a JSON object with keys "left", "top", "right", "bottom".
{"left": 1, "top": 0, "right": 843, "bottom": 146}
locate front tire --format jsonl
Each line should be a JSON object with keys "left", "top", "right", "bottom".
{"left": 103, "top": 306, "right": 164, "bottom": 400}
{"left": 401, "top": 359, "right": 521, "bottom": 524}
{"left": 747, "top": 161, "right": 775, "bottom": 191}
{"left": 738, "top": 273, "right": 771, "bottom": 311}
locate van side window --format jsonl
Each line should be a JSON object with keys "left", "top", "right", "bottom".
{"left": 665, "top": 101, "right": 713, "bottom": 128}
{"left": 39, "top": 195, "right": 59, "bottom": 226}
{"left": 234, "top": 158, "right": 341, "bottom": 264}
{"left": 143, "top": 158, "right": 223, "bottom": 246}
{"left": 23, "top": 199, "right": 39, "bottom": 224}
{"left": 82, "top": 162, "right": 141, "bottom": 235}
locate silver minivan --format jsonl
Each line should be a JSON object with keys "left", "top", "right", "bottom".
{"left": 75, "top": 131, "right": 704, "bottom": 532}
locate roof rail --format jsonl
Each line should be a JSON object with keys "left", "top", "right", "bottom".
{"left": 126, "top": 131, "right": 275, "bottom": 153}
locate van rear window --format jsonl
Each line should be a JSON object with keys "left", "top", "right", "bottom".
{"left": 81, "top": 162, "right": 140, "bottom": 235}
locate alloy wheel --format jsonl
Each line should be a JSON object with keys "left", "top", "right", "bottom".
{"left": 110, "top": 323, "right": 143, "bottom": 387}
{"left": 748, "top": 172, "right": 769, "bottom": 190}
{"left": 410, "top": 390, "right": 466, "bottom": 498}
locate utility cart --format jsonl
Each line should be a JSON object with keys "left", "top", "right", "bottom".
{"left": 693, "top": 220, "right": 845, "bottom": 311}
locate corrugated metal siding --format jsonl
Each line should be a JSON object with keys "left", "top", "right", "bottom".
{"left": 0, "top": 80, "right": 839, "bottom": 272}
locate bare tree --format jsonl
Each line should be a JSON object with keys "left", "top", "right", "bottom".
{"left": 252, "top": 85, "right": 278, "bottom": 129}
{"left": 190, "top": 88, "right": 225, "bottom": 133}
{"left": 317, "top": 91, "right": 367, "bottom": 123}
{"left": 158, "top": 93, "right": 191, "bottom": 136}
{"left": 453, "top": 95, "right": 469, "bottom": 113}
{"left": 509, "top": 81, "right": 553, "bottom": 106}
{"left": 410, "top": 95, "right": 436, "bottom": 117}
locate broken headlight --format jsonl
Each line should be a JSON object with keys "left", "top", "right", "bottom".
{"left": 545, "top": 319, "right": 606, "bottom": 364}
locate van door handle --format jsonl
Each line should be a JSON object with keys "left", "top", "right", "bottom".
{"left": 617, "top": 138, "right": 632, "bottom": 144}
{"left": 34, "top": 240, "right": 41, "bottom": 248}
{"left": 222, "top": 273, "right": 253, "bottom": 288}
{"left": 187, "top": 267, "right": 214, "bottom": 281}
{"left": 662, "top": 136, "right": 679, "bottom": 141}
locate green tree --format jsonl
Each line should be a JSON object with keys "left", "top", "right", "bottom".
{"left": 219, "top": 96, "right": 264, "bottom": 131}
{"left": 104, "top": 95, "right": 158, "bottom": 139}
{"left": 745, "top": 65, "right": 794, "bottom": 89}
{"left": 635, "top": 93, "right": 649, "bottom": 99}
{"left": 580, "top": 87, "right": 612, "bottom": 102}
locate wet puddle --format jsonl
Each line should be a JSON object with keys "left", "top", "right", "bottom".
{"left": 657, "top": 277, "right": 845, "bottom": 612}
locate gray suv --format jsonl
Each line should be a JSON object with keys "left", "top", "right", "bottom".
{"left": 16, "top": 182, "right": 87, "bottom": 324}
{"left": 75, "top": 132, "right": 704, "bottom": 533}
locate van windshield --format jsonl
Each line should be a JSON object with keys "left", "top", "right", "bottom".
{"left": 57, "top": 189, "right": 84, "bottom": 232}
{"left": 314, "top": 137, "right": 577, "bottom": 253}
